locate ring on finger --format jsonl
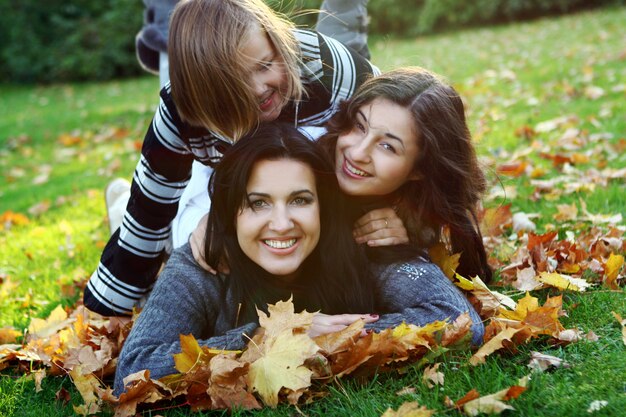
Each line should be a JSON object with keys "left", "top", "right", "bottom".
{"left": 384, "top": 218, "right": 389, "bottom": 228}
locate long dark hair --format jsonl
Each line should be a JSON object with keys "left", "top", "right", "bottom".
{"left": 204, "top": 123, "right": 374, "bottom": 321}
{"left": 319, "top": 67, "right": 492, "bottom": 283}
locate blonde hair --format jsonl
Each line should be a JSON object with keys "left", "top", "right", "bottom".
{"left": 168, "top": 0, "right": 304, "bottom": 141}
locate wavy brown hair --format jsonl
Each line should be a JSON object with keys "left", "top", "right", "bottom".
{"left": 319, "top": 67, "right": 492, "bottom": 282}
{"left": 168, "top": 0, "right": 303, "bottom": 141}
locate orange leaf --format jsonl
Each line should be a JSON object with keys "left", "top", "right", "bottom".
{"left": 470, "top": 327, "right": 520, "bottom": 366}
{"left": 479, "top": 204, "right": 512, "bottom": 237}
{"left": 496, "top": 161, "right": 528, "bottom": 177}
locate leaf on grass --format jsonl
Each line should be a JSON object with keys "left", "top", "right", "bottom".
{"left": 512, "top": 267, "right": 542, "bottom": 292}
{"left": 527, "top": 351, "right": 570, "bottom": 372}
{"left": 470, "top": 327, "right": 520, "bottom": 366}
{"left": 0, "top": 327, "right": 22, "bottom": 344}
{"left": 479, "top": 204, "right": 512, "bottom": 237}
{"left": 117, "top": 370, "right": 170, "bottom": 417}
{"left": 0, "top": 211, "right": 30, "bottom": 229}
{"left": 422, "top": 363, "right": 444, "bottom": 388}
{"left": 604, "top": 254, "right": 624, "bottom": 290}
{"left": 458, "top": 382, "right": 527, "bottom": 416}
{"left": 381, "top": 401, "right": 436, "bottom": 417}
{"left": 536, "top": 272, "right": 591, "bottom": 292}
{"left": 70, "top": 367, "right": 102, "bottom": 416}
{"left": 27, "top": 305, "right": 73, "bottom": 339}
{"left": 247, "top": 330, "right": 319, "bottom": 407}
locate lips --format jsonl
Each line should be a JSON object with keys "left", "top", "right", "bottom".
{"left": 262, "top": 237, "right": 299, "bottom": 255}
{"left": 342, "top": 158, "right": 371, "bottom": 179}
{"left": 259, "top": 91, "right": 274, "bottom": 111}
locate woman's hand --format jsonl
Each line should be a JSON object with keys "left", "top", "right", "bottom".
{"left": 353, "top": 207, "right": 409, "bottom": 247}
{"left": 308, "top": 313, "right": 379, "bottom": 338}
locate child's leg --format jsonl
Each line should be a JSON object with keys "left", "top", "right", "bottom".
{"left": 315, "top": 0, "right": 370, "bottom": 59}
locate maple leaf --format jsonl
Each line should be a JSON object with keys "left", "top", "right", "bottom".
{"left": 257, "top": 296, "right": 316, "bottom": 339}
{"left": 381, "top": 401, "right": 436, "bottom": 417}
{"left": 527, "top": 351, "right": 570, "bottom": 372}
{"left": 208, "top": 353, "right": 260, "bottom": 410}
{"left": 116, "top": 370, "right": 171, "bottom": 417}
{"left": 247, "top": 330, "right": 319, "bottom": 407}
{"left": 536, "top": 271, "right": 591, "bottom": 292}
{"left": 456, "top": 378, "right": 527, "bottom": 416}
{"left": 429, "top": 242, "right": 461, "bottom": 279}
{"left": 313, "top": 319, "right": 363, "bottom": 355}
{"left": 604, "top": 253, "right": 624, "bottom": 290}
{"left": 422, "top": 363, "right": 444, "bottom": 388}
{"left": 470, "top": 327, "right": 520, "bottom": 366}
{"left": 70, "top": 367, "right": 103, "bottom": 416}
{"left": 173, "top": 333, "right": 210, "bottom": 373}
{"left": 0, "top": 327, "right": 22, "bottom": 344}
{"left": 27, "top": 304, "right": 74, "bottom": 340}
{"left": 479, "top": 204, "right": 512, "bottom": 237}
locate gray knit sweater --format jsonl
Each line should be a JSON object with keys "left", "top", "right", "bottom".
{"left": 114, "top": 243, "right": 483, "bottom": 394}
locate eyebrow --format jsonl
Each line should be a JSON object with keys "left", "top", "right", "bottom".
{"left": 247, "top": 189, "right": 315, "bottom": 199}
{"left": 357, "top": 110, "right": 405, "bottom": 147}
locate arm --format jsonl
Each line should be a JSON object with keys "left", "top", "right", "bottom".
{"left": 114, "top": 244, "right": 257, "bottom": 395}
{"left": 367, "top": 260, "right": 485, "bottom": 346}
{"left": 84, "top": 86, "right": 195, "bottom": 316}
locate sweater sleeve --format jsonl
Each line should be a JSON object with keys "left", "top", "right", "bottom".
{"left": 84, "top": 84, "right": 195, "bottom": 316}
{"left": 113, "top": 244, "right": 257, "bottom": 395}
{"left": 367, "top": 260, "right": 485, "bottom": 346}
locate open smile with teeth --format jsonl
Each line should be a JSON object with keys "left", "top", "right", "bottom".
{"left": 264, "top": 238, "right": 297, "bottom": 249}
{"left": 345, "top": 160, "right": 371, "bottom": 177}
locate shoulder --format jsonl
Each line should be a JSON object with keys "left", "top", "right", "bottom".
{"left": 373, "top": 256, "right": 444, "bottom": 283}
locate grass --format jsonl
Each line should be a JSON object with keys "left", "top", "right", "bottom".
{"left": 1, "top": 6, "right": 626, "bottom": 417}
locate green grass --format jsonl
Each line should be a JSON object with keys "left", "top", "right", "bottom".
{"left": 1, "top": 6, "right": 626, "bottom": 417}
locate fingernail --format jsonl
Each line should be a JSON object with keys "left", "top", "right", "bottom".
{"left": 366, "top": 329, "right": 374, "bottom": 335}
{"left": 370, "top": 314, "right": 379, "bottom": 319}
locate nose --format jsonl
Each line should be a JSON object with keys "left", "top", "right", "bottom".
{"left": 252, "top": 73, "right": 267, "bottom": 98}
{"left": 348, "top": 135, "right": 373, "bottom": 163}
{"left": 268, "top": 205, "right": 294, "bottom": 233}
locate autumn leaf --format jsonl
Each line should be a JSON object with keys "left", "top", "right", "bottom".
{"left": 0, "top": 327, "right": 22, "bottom": 344}
{"left": 0, "top": 210, "right": 30, "bottom": 229}
{"left": 314, "top": 319, "right": 363, "bottom": 355}
{"left": 479, "top": 204, "right": 512, "bottom": 237}
{"left": 173, "top": 333, "right": 209, "bottom": 373}
{"left": 70, "top": 367, "right": 103, "bottom": 416}
{"left": 381, "top": 401, "right": 436, "bottom": 417}
{"left": 422, "top": 363, "right": 444, "bottom": 388}
{"left": 247, "top": 330, "right": 319, "bottom": 407}
{"left": 457, "top": 378, "right": 527, "bottom": 416}
{"left": 208, "top": 353, "right": 260, "bottom": 410}
{"left": 257, "top": 296, "right": 316, "bottom": 339}
{"left": 536, "top": 272, "right": 591, "bottom": 292}
{"left": 429, "top": 242, "right": 461, "bottom": 279}
{"left": 116, "top": 370, "right": 171, "bottom": 417}
{"left": 470, "top": 327, "right": 520, "bottom": 366}
{"left": 604, "top": 254, "right": 624, "bottom": 290}
{"left": 27, "top": 305, "right": 73, "bottom": 339}
{"left": 527, "top": 351, "right": 570, "bottom": 372}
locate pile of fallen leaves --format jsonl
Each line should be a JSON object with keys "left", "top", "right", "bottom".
{"left": 1, "top": 299, "right": 475, "bottom": 416}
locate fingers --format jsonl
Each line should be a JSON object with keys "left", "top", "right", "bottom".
{"left": 354, "top": 226, "right": 409, "bottom": 245}
{"left": 354, "top": 207, "right": 397, "bottom": 229}
{"left": 313, "top": 313, "right": 378, "bottom": 326}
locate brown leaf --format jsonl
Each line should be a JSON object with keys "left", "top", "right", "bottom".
{"left": 422, "top": 363, "right": 444, "bottom": 388}
{"left": 207, "top": 353, "right": 260, "bottom": 410}
{"left": 479, "top": 204, "right": 512, "bottom": 237}
{"left": 527, "top": 351, "right": 570, "bottom": 372}
{"left": 470, "top": 327, "right": 520, "bottom": 366}
{"left": 116, "top": 370, "right": 170, "bottom": 417}
{"left": 381, "top": 401, "right": 436, "bottom": 417}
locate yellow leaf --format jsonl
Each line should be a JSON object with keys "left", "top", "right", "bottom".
{"left": 69, "top": 367, "right": 102, "bottom": 415}
{"left": 27, "top": 305, "right": 73, "bottom": 339}
{"left": 453, "top": 273, "right": 474, "bottom": 291}
{"left": 537, "top": 272, "right": 590, "bottom": 292}
{"left": 428, "top": 243, "right": 460, "bottom": 279}
{"left": 173, "top": 334, "right": 208, "bottom": 373}
{"left": 257, "top": 297, "right": 316, "bottom": 339}
{"left": 612, "top": 312, "right": 626, "bottom": 346}
{"left": 498, "top": 293, "right": 538, "bottom": 321}
{"left": 247, "top": 330, "right": 319, "bottom": 407}
{"left": 0, "top": 327, "right": 22, "bottom": 344}
{"left": 604, "top": 254, "right": 624, "bottom": 290}
{"left": 470, "top": 327, "right": 520, "bottom": 366}
{"left": 381, "top": 401, "right": 436, "bottom": 417}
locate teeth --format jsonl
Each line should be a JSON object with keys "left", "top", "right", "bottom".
{"left": 346, "top": 161, "right": 369, "bottom": 177}
{"left": 264, "top": 239, "right": 296, "bottom": 249}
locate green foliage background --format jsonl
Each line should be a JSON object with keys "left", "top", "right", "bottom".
{"left": 0, "top": 0, "right": 622, "bottom": 84}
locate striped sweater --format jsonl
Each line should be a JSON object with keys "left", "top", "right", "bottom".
{"left": 84, "top": 29, "right": 380, "bottom": 316}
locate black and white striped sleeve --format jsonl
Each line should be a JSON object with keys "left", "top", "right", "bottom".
{"left": 84, "top": 84, "right": 194, "bottom": 316}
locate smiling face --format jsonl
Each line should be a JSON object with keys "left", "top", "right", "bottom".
{"left": 335, "top": 98, "right": 420, "bottom": 197}
{"left": 236, "top": 158, "right": 321, "bottom": 281}
{"left": 240, "top": 25, "right": 290, "bottom": 122}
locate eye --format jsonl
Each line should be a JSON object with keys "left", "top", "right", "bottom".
{"left": 354, "top": 121, "right": 366, "bottom": 133}
{"left": 259, "top": 60, "right": 273, "bottom": 72}
{"left": 380, "top": 142, "right": 397, "bottom": 154}
{"left": 292, "top": 196, "right": 313, "bottom": 206}
{"left": 248, "top": 199, "right": 269, "bottom": 211}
